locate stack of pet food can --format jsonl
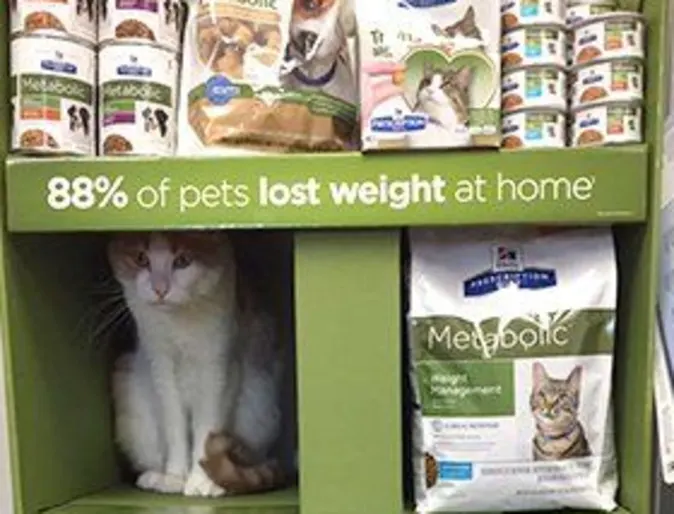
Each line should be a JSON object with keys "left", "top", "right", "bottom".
{"left": 98, "top": 0, "right": 183, "bottom": 156}
{"left": 500, "top": 0, "right": 568, "bottom": 149}
{"left": 9, "top": 0, "right": 98, "bottom": 156}
{"left": 567, "top": 9, "right": 645, "bottom": 147}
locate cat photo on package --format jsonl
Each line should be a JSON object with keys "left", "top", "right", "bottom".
{"left": 357, "top": 0, "right": 501, "bottom": 152}
{"left": 178, "top": 0, "right": 358, "bottom": 155}
{"left": 408, "top": 227, "right": 619, "bottom": 513}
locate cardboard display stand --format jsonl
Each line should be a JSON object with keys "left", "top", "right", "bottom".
{"left": 0, "top": 0, "right": 669, "bottom": 513}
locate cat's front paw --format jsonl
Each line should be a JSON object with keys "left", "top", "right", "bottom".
{"left": 184, "top": 466, "right": 227, "bottom": 497}
{"left": 136, "top": 471, "right": 185, "bottom": 494}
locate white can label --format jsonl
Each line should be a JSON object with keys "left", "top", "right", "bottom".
{"left": 501, "top": 0, "right": 565, "bottom": 30}
{"left": 100, "top": 0, "right": 183, "bottom": 51}
{"left": 11, "top": 0, "right": 97, "bottom": 44}
{"left": 573, "top": 16, "right": 645, "bottom": 66}
{"left": 566, "top": 4, "right": 614, "bottom": 27}
{"left": 99, "top": 44, "right": 178, "bottom": 156}
{"left": 570, "top": 60, "right": 642, "bottom": 108}
{"left": 11, "top": 37, "right": 95, "bottom": 155}
{"left": 502, "top": 67, "right": 566, "bottom": 112}
{"left": 502, "top": 110, "right": 566, "bottom": 149}
{"left": 572, "top": 103, "right": 642, "bottom": 146}
{"left": 502, "top": 27, "right": 566, "bottom": 69}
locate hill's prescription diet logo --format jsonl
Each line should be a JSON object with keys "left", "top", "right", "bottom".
{"left": 492, "top": 245, "right": 521, "bottom": 271}
{"left": 463, "top": 244, "right": 557, "bottom": 297}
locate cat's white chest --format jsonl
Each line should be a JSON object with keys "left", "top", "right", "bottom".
{"left": 138, "top": 309, "right": 231, "bottom": 359}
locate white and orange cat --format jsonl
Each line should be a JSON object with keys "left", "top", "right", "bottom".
{"left": 109, "top": 231, "right": 291, "bottom": 497}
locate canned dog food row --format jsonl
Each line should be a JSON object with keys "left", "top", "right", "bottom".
{"left": 10, "top": 33, "right": 179, "bottom": 157}
{"left": 10, "top": 0, "right": 185, "bottom": 50}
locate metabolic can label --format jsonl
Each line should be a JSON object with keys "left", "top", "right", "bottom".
{"left": 572, "top": 12, "right": 645, "bottom": 66}
{"left": 502, "top": 64, "right": 567, "bottom": 112}
{"left": 502, "top": 107, "right": 566, "bottom": 149}
{"left": 569, "top": 58, "right": 643, "bottom": 108}
{"left": 501, "top": 24, "right": 567, "bottom": 70}
{"left": 11, "top": 33, "right": 95, "bottom": 155}
{"left": 571, "top": 100, "right": 642, "bottom": 147}
{"left": 501, "top": 0, "right": 565, "bottom": 31}
{"left": 566, "top": 3, "right": 615, "bottom": 26}
{"left": 11, "top": 0, "right": 97, "bottom": 45}
{"left": 99, "top": 41, "right": 179, "bottom": 156}
{"left": 99, "top": 0, "right": 184, "bottom": 51}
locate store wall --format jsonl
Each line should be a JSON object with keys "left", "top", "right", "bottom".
{"left": 0, "top": 334, "right": 13, "bottom": 513}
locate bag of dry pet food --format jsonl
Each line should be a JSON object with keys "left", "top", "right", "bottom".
{"left": 357, "top": 0, "right": 501, "bottom": 151}
{"left": 409, "top": 227, "right": 619, "bottom": 513}
{"left": 178, "top": 0, "right": 358, "bottom": 155}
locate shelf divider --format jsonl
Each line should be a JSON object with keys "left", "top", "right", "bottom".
{"left": 295, "top": 230, "right": 403, "bottom": 514}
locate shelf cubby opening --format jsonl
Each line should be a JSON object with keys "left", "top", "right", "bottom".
{"left": 397, "top": 225, "right": 655, "bottom": 514}
{"left": 2, "top": 231, "right": 298, "bottom": 514}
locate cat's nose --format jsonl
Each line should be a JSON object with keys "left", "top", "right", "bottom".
{"left": 153, "top": 285, "right": 169, "bottom": 299}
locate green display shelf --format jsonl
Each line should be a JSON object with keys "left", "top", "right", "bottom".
{"left": 0, "top": 0, "right": 668, "bottom": 511}
{"left": 6, "top": 145, "right": 648, "bottom": 232}
{"left": 46, "top": 487, "right": 299, "bottom": 513}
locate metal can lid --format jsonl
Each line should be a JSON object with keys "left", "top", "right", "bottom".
{"left": 10, "top": 30, "right": 96, "bottom": 50}
{"left": 98, "top": 38, "right": 180, "bottom": 57}
{"left": 503, "top": 21, "right": 567, "bottom": 34}
{"left": 567, "top": 0, "right": 618, "bottom": 7}
{"left": 570, "top": 99, "right": 643, "bottom": 114}
{"left": 569, "top": 10, "right": 646, "bottom": 30}
{"left": 569, "top": 55, "right": 644, "bottom": 73}
{"left": 503, "top": 106, "right": 568, "bottom": 117}
{"left": 502, "top": 63, "right": 569, "bottom": 76}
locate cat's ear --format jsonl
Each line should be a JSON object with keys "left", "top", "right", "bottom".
{"left": 454, "top": 66, "right": 473, "bottom": 90}
{"left": 464, "top": 6, "right": 476, "bottom": 23}
{"left": 532, "top": 362, "right": 547, "bottom": 387}
{"left": 566, "top": 366, "right": 582, "bottom": 392}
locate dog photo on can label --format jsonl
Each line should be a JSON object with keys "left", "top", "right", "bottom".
{"left": 11, "top": 34, "right": 96, "bottom": 155}
{"left": 99, "top": 42, "right": 179, "bottom": 156}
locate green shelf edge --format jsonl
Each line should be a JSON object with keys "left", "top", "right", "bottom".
{"left": 45, "top": 487, "right": 298, "bottom": 513}
{"left": 6, "top": 146, "right": 648, "bottom": 232}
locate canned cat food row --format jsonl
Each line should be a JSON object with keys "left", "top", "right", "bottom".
{"left": 10, "top": 33, "right": 179, "bottom": 157}
{"left": 10, "top": 0, "right": 184, "bottom": 50}
{"left": 501, "top": 12, "right": 643, "bottom": 71}
{"left": 501, "top": 101, "right": 642, "bottom": 149}
{"left": 500, "top": 0, "right": 620, "bottom": 31}
{"left": 503, "top": 57, "right": 644, "bottom": 112}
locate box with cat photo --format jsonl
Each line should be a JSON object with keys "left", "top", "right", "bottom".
{"left": 357, "top": 0, "right": 501, "bottom": 151}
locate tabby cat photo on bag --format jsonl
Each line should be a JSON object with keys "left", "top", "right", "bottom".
{"left": 530, "top": 362, "right": 592, "bottom": 462}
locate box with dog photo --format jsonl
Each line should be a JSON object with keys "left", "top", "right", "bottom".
{"left": 357, "top": 0, "right": 501, "bottom": 151}
{"left": 177, "top": 0, "right": 358, "bottom": 155}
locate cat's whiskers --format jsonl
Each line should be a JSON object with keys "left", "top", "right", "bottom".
{"left": 87, "top": 304, "right": 132, "bottom": 347}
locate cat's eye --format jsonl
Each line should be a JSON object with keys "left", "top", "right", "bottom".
{"left": 135, "top": 251, "right": 150, "bottom": 268}
{"left": 173, "top": 254, "right": 192, "bottom": 269}
{"left": 301, "top": 0, "right": 320, "bottom": 12}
